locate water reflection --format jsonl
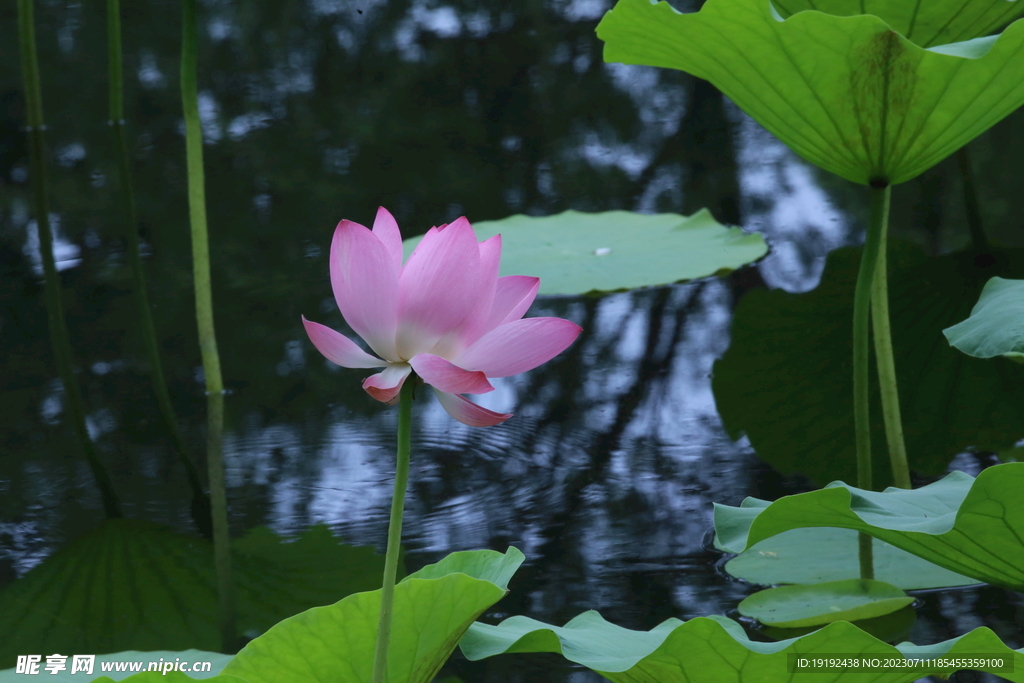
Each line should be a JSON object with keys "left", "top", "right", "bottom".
{"left": 1, "top": 0, "right": 1020, "bottom": 678}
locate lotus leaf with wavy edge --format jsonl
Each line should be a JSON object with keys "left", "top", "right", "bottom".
{"left": 944, "top": 277, "right": 1024, "bottom": 359}
{"left": 460, "top": 610, "right": 1024, "bottom": 682}
{"left": 596, "top": 0, "right": 1024, "bottom": 185}
{"left": 714, "top": 462, "right": 1024, "bottom": 590}
{"left": 770, "top": 0, "right": 1024, "bottom": 47}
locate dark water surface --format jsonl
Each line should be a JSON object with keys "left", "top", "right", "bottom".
{"left": 2, "top": 0, "right": 1023, "bottom": 680}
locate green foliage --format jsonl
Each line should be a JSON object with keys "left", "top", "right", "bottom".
{"left": 596, "top": 0, "right": 1024, "bottom": 185}
{"left": 737, "top": 579, "right": 912, "bottom": 628}
{"left": 768, "top": 0, "right": 1024, "bottom": 47}
{"left": 402, "top": 210, "right": 767, "bottom": 295}
{"left": 724, "top": 528, "right": 977, "bottom": 589}
{"left": 0, "top": 520, "right": 389, "bottom": 668}
{"left": 944, "top": 276, "right": 1024, "bottom": 358}
{"left": 221, "top": 548, "right": 524, "bottom": 683}
{"left": 460, "top": 610, "right": 1024, "bottom": 682}
{"left": 712, "top": 240, "right": 1024, "bottom": 487}
{"left": 714, "top": 463, "right": 1024, "bottom": 590}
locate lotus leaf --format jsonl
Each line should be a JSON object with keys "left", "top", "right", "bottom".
{"left": 724, "top": 527, "right": 977, "bottom": 589}
{"left": 596, "top": 0, "right": 1024, "bottom": 185}
{"left": 944, "top": 276, "right": 1024, "bottom": 359}
{"left": 714, "top": 463, "right": 1024, "bottom": 590}
{"left": 770, "top": 0, "right": 1024, "bottom": 47}
{"left": 737, "top": 579, "right": 913, "bottom": 628}
{"left": 402, "top": 210, "right": 767, "bottom": 295}
{"left": 221, "top": 548, "right": 524, "bottom": 683}
{"left": 460, "top": 610, "right": 1024, "bottom": 682}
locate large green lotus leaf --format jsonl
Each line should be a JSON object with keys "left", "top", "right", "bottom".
{"left": 221, "top": 548, "right": 525, "bottom": 683}
{"left": 0, "top": 651, "right": 234, "bottom": 682}
{"left": 711, "top": 240, "right": 1024, "bottom": 488}
{"left": 402, "top": 210, "right": 767, "bottom": 295}
{"left": 0, "top": 520, "right": 388, "bottom": 668}
{"left": 770, "top": 0, "right": 1024, "bottom": 47}
{"left": 459, "top": 611, "right": 1024, "bottom": 682}
{"left": 596, "top": 0, "right": 1024, "bottom": 185}
{"left": 737, "top": 579, "right": 912, "bottom": 628}
{"left": 724, "top": 527, "right": 978, "bottom": 589}
{"left": 944, "top": 277, "right": 1024, "bottom": 359}
{"left": 715, "top": 463, "right": 1024, "bottom": 590}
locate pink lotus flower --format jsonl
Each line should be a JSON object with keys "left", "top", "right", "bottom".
{"left": 302, "top": 207, "right": 582, "bottom": 426}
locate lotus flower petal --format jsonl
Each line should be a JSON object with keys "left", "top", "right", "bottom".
{"left": 486, "top": 276, "right": 540, "bottom": 329}
{"left": 363, "top": 364, "right": 412, "bottom": 403}
{"left": 437, "top": 235, "right": 503, "bottom": 356}
{"left": 397, "top": 217, "right": 484, "bottom": 359}
{"left": 434, "top": 388, "right": 512, "bottom": 427}
{"left": 331, "top": 220, "right": 400, "bottom": 361}
{"left": 455, "top": 318, "right": 583, "bottom": 378}
{"left": 301, "top": 316, "right": 388, "bottom": 369}
{"left": 372, "top": 206, "right": 404, "bottom": 272}
{"left": 409, "top": 354, "right": 494, "bottom": 394}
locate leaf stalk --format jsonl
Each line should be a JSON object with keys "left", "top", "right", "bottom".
{"left": 18, "top": 0, "right": 122, "bottom": 520}
{"left": 852, "top": 184, "right": 891, "bottom": 579}
{"left": 870, "top": 217, "right": 911, "bottom": 490}
{"left": 107, "top": 0, "right": 211, "bottom": 537}
{"left": 181, "top": 0, "right": 234, "bottom": 649}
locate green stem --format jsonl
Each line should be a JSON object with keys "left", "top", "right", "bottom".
{"left": 107, "top": 0, "right": 211, "bottom": 538}
{"left": 852, "top": 183, "right": 890, "bottom": 579}
{"left": 18, "top": 0, "right": 122, "bottom": 520}
{"left": 870, "top": 231, "right": 912, "bottom": 489}
{"left": 371, "top": 378, "right": 415, "bottom": 683}
{"left": 181, "top": 0, "right": 234, "bottom": 649}
{"left": 955, "top": 146, "right": 989, "bottom": 256}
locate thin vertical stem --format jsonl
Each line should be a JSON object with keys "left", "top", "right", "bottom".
{"left": 18, "top": 0, "right": 122, "bottom": 519}
{"left": 107, "top": 0, "right": 211, "bottom": 537}
{"left": 372, "top": 378, "right": 415, "bottom": 683}
{"left": 181, "top": 0, "right": 234, "bottom": 650}
{"left": 870, "top": 232, "right": 912, "bottom": 489}
{"left": 852, "top": 183, "right": 890, "bottom": 579}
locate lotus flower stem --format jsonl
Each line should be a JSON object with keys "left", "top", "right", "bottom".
{"left": 870, "top": 228, "right": 911, "bottom": 490}
{"left": 107, "top": 0, "right": 210, "bottom": 537}
{"left": 372, "top": 377, "right": 415, "bottom": 683}
{"left": 181, "top": 0, "right": 235, "bottom": 649}
{"left": 18, "top": 0, "right": 122, "bottom": 520}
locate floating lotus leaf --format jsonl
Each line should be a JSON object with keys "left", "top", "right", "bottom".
{"left": 770, "top": 0, "right": 1024, "bottom": 47}
{"left": 714, "top": 463, "right": 1024, "bottom": 590}
{"left": 737, "top": 579, "right": 913, "bottom": 628}
{"left": 221, "top": 548, "right": 524, "bottom": 683}
{"left": 712, "top": 241, "right": 1024, "bottom": 487}
{"left": 723, "top": 527, "right": 977, "bottom": 589}
{"left": 402, "top": 210, "right": 767, "bottom": 295}
{"left": 944, "top": 276, "right": 1024, "bottom": 359}
{"left": 0, "top": 520, "right": 389, "bottom": 668}
{"left": 596, "top": 0, "right": 1024, "bottom": 185}
{"left": 460, "top": 610, "right": 1024, "bottom": 682}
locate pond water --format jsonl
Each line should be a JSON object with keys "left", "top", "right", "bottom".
{"left": 1, "top": 0, "right": 1023, "bottom": 680}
